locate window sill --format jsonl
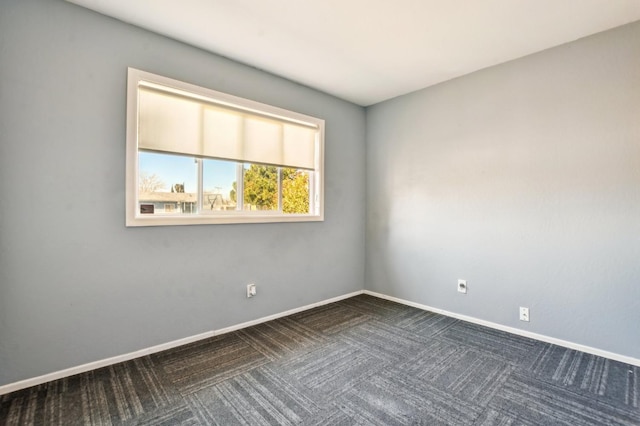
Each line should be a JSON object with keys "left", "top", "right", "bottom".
{"left": 126, "top": 213, "right": 324, "bottom": 227}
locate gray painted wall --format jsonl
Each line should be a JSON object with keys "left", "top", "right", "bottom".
{"left": 0, "top": 0, "right": 366, "bottom": 386}
{"left": 2, "top": 0, "right": 638, "bottom": 389}
{"left": 366, "top": 22, "right": 640, "bottom": 359}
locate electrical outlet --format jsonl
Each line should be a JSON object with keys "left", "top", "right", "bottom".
{"left": 457, "top": 279, "right": 467, "bottom": 294}
{"left": 247, "top": 283, "right": 257, "bottom": 298}
{"left": 519, "top": 307, "right": 530, "bottom": 322}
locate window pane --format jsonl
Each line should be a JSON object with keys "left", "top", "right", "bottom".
{"left": 243, "top": 164, "right": 278, "bottom": 211}
{"left": 282, "top": 168, "right": 310, "bottom": 214}
{"left": 138, "top": 151, "right": 197, "bottom": 215}
{"left": 127, "top": 68, "right": 324, "bottom": 226}
{"left": 203, "top": 158, "right": 237, "bottom": 211}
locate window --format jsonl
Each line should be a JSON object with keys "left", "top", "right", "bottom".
{"left": 126, "top": 68, "right": 324, "bottom": 226}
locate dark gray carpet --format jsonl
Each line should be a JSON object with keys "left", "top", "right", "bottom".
{"left": 1, "top": 294, "right": 638, "bottom": 425}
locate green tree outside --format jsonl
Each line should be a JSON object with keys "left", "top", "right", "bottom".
{"left": 282, "top": 168, "right": 309, "bottom": 214}
{"left": 244, "top": 164, "right": 278, "bottom": 210}
{"left": 230, "top": 164, "right": 309, "bottom": 213}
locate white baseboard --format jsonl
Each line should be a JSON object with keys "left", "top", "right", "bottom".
{"left": 213, "top": 290, "right": 364, "bottom": 336}
{"left": 364, "top": 290, "right": 640, "bottom": 368}
{"left": 0, "top": 290, "right": 364, "bottom": 396}
{"left": 3, "top": 288, "right": 637, "bottom": 395}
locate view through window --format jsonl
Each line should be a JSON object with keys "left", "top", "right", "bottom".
{"left": 126, "top": 68, "right": 324, "bottom": 226}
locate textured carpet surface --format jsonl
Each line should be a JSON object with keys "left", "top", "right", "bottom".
{"left": 1, "top": 294, "right": 638, "bottom": 425}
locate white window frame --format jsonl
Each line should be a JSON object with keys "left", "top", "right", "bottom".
{"left": 126, "top": 68, "right": 324, "bottom": 226}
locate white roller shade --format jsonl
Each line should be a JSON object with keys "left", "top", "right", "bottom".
{"left": 139, "top": 89, "right": 202, "bottom": 156}
{"left": 243, "top": 116, "right": 283, "bottom": 166}
{"left": 283, "top": 124, "right": 316, "bottom": 170}
{"left": 138, "top": 85, "right": 318, "bottom": 170}
{"left": 202, "top": 105, "right": 242, "bottom": 160}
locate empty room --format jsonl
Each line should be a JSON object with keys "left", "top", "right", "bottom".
{"left": 1, "top": 0, "right": 639, "bottom": 424}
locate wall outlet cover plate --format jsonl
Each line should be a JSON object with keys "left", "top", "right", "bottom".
{"left": 247, "top": 283, "right": 257, "bottom": 298}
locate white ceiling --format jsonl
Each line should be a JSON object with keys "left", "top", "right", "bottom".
{"left": 67, "top": 0, "right": 640, "bottom": 106}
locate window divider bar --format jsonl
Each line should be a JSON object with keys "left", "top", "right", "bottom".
{"left": 236, "top": 163, "right": 244, "bottom": 211}
{"left": 278, "top": 167, "right": 283, "bottom": 213}
{"left": 196, "top": 158, "right": 204, "bottom": 213}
